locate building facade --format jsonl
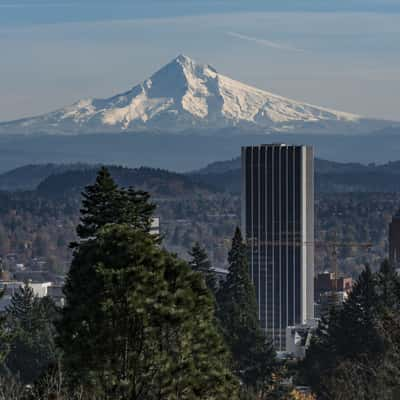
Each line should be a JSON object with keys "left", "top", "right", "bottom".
{"left": 241, "top": 144, "right": 314, "bottom": 350}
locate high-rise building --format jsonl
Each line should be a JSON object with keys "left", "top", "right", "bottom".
{"left": 389, "top": 210, "right": 400, "bottom": 270}
{"left": 241, "top": 144, "right": 314, "bottom": 350}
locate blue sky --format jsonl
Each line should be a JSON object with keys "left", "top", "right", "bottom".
{"left": 1, "top": 0, "right": 400, "bottom": 121}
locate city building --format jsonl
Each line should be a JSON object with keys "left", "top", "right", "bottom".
{"left": 314, "top": 272, "right": 353, "bottom": 318}
{"left": 241, "top": 144, "right": 314, "bottom": 350}
{"left": 47, "top": 284, "right": 65, "bottom": 307}
{"left": 0, "top": 280, "right": 53, "bottom": 312}
{"left": 285, "top": 321, "right": 317, "bottom": 359}
{"left": 314, "top": 272, "right": 352, "bottom": 301}
{"left": 389, "top": 210, "right": 400, "bottom": 270}
{"left": 213, "top": 267, "right": 229, "bottom": 287}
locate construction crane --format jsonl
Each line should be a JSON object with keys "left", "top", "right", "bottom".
{"left": 325, "top": 240, "right": 373, "bottom": 291}
{"left": 223, "top": 237, "right": 373, "bottom": 290}
{"left": 248, "top": 238, "right": 373, "bottom": 312}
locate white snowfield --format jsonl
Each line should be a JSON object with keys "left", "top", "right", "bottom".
{"left": 0, "top": 55, "right": 388, "bottom": 135}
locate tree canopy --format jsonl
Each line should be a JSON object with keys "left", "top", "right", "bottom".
{"left": 59, "top": 168, "right": 238, "bottom": 399}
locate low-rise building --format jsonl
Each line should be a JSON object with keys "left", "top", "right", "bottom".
{"left": 47, "top": 284, "right": 65, "bottom": 307}
{"left": 285, "top": 321, "right": 317, "bottom": 359}
{"left": 0, "top": 280, "right": 58, "bottom": 311}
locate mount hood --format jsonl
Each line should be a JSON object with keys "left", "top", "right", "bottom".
{"left": 0, "top": 55, "right": 389, "bottom": 135}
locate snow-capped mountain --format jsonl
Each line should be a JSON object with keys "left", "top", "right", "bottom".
{"left": 0, "top": 55, "right": 389, "bottom": 135}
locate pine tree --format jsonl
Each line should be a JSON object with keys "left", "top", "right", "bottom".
{"left": 301, "top": 265, "right": 388, "bottom": 399}
{"left": 217, "top": 227, "right": 276, "bottom": 393}
{"left": 377, "top": 259, "right": 400, "bottom": 309}
{"left": 75, "top": 167, "right": 156, "bottom": 242}
{"left": 335, "top": 265, "right": 382, "bottom": 358}
{"left": 60, "top": 224, "right": 238, "bottom": 399}
{"left": 59, "top": 171, "right": 238, "bottom": 399}
{"left": 0, "top": 285, "right": 9, "bottom": 365}
{"left": 189, "top": 242, "right": 217, "bottom": 295}
{"left": 7, "top": 283, "right": 36, "bottom": 330}
{"left": 5, "top": 284, "right": 57, "bottom": 383}
{"left": 123, "top": 187, "right": 156, "bottom": 233}
{"left": 76, "top": 166, "right": 122, "bottom": 240}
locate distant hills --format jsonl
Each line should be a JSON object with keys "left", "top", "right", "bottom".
{"left": 194, "top": 157, "right": 379, "bottom": 175}
{"left": 36, "top": 166, "right": 213, "bottom": 199}
{"left": 0, "top": 163, "right": 92, "bottom": 191}
{"left": 190, "top": 157, "right": 400, "bottom": 193}
{"left": 3, "top": 158, "right": 400, "bottom": 195}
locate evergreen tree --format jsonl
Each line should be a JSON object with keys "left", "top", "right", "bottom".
{"left": 76, "top": 167, "right": 156, "bottom": 241}
{"left": 7, "top": 284, "right": 36, "bottom": 330}
{"left": 76, "top": 166, "right": 122, "bottom": 240}
{"left": 301, "top": 264, "right": 400, "bottom": 399}
{"left": 123, "top": 187, "right": 156, "bottom": 233}
{"left": 189, "top": 242, "right": 217, "bottom": 295}
{"left": 61, "top": 224, "right": 238, "bottom": 400}
{"left": 377, "top": 259, "right": 400, "bottom": 309}
{"left": 0, "top": 286, "right": 9, "bottom": 366}
{"left": 335, "top": 265, "right": 382, "bottom": 358}
{"left": 59, "top": 171, "right": 238, "bottom": 399}
{"left": 217, "top": 227, "right": 275, "bottom": 394}
{"left": 5, "top": 284, "right": 57, "bottom": 383}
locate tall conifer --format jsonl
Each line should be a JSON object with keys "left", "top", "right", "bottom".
{"left": 189, "top": 242, "right": 217, "bottom": 295}
{"left": 5, "top": 284, "right": 57, "bottom": 383}
{"left": 217, "top": 227, "right": 275, "bottom": 392}
{"left": 76, "top": 167, "right": 156, "bottom": 241}
{"left": 59, "top": 169, "right": 238, "bottom": 399}
{"left": 302, "top": 264, "right": 395, "bottom": 398}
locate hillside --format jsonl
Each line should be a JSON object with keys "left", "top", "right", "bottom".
{"left": 190, "top": 157, "right": 400, "bottom": 193}
{"left": 0, "top": 163, "right": 93, "bottom": 191}
{"left": 4, "top": 158, "right": 400, "bottom": 194}
{"left": 36, "top": 166, "right": 214, "bottom": 198}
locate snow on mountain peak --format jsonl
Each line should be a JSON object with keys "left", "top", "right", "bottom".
{"left": 0, "top": 55, "right": 372, "bottom": 135}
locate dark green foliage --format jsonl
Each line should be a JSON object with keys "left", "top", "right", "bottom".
{"left": 376, "top": 259, "right": 400, "bottom": 308}
{"left": 59, "top": 170, "right": 238, "bottom": 399}
{"left": 0, "top": 287, "right": 9, "bottom": 366}
{"left": 189, "top": 242, "right": 217, "bottom": 294}
{"left": 302, "top": 261, "right": 400, "bottom": 400}
{"left": 76, "top": 166, "right": 120, "bottom": 239}
{"left": 217, "top": 227, "right": 275, "bottom": 393}
{"left": 76, "top": 167, "right": 156, "bottom": 241}
{"left": 5, "top": 284, "right": 57, "bottom": 384}
{"left": 61, "top": 226, "right": 238, "bottom": 399}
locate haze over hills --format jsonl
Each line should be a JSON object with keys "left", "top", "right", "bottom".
{"left": 189, "top": 157, "right": 400, "bottom": 193}
{"left": 3, "top": 158, "right": 400, "bottom": 194}
{"left": 0, "top": 55, "right": 393, "bottom": 136}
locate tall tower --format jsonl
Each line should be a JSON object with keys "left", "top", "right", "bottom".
{"left": 241, "top": 144, "right": 314, "bottom": 351}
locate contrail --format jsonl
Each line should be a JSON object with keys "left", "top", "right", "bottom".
{"left": 227, "top": 31, "right": 305, "bottom": 53}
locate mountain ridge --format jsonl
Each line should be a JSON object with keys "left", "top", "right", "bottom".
{"left": 0, "top": 55, "right": 391, "bottom": 136}
{"left": 4, "top": 157, "right": 400, "bottom": 193}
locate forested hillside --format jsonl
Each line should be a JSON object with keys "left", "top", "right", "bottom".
{"left": 0, "top": 162, "right": 399, "bottom": 277}
{"left": 190, "top": 157, "right": 400, "bottom": 193}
